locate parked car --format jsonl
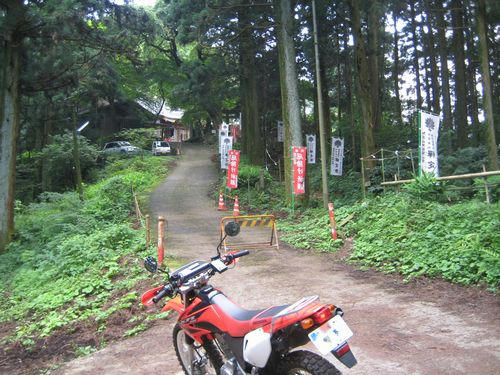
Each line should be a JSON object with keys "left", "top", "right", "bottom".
{"left": 103, "top": 141, "right": 141, "bottom": 154}
{"left": 152, "top": 140, "right": 171, "bottom": 155}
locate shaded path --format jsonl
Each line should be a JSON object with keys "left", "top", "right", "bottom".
{"left": 59, "top": 143, "right": 500, "bottom": 375}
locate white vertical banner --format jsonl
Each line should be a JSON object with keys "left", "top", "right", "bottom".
{"left": 218, "top": 129, "right": 228, "bottom": 154}
{"left": 306, "top": 134, "right": 316, "bottom": 164}
{"left": 220, "top": 136, "right": 233, "bottom": 169}
{"left": 419, "top": 111, "right": 440, "bottom": 176}
{"left": 277, "top": 121, "right": 284, "bottom": 142}
{"left": 330, "top": 137, "right": 344, "bottom": 176}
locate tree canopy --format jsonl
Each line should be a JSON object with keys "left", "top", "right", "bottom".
{"left": 1, "top": 0, "right": 498, "bottom": 251}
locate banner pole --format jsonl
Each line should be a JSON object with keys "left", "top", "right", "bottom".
{"left": 417, "top": 109, "right": 422, "bottom": 176}
{"left": 291, "top": 146, "right": 295, "bottom": 215}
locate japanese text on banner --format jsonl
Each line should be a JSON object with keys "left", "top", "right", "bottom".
{"left": 293, "top": 146, "right": 307, "bottom": 194}
{"left": 306, "top": 134, "right": 316, "bottom": 164}
{"left": 419, "top": 111, "right": 440, "bottom": 176}
{"left": 226, "top": 150, "right": 240, "bottom": 189}
{"left": 220, "top": 136, "right": 233, "bottom": 169}
{"left": 330, "top": 137, "right": 344, "bottom": 176}
{"left": 277, "top": 121, "right": 284, "bottom": 142}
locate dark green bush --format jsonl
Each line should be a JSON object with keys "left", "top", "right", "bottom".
{"left": 16, "top": 132, "right": 100, "bottom": 202}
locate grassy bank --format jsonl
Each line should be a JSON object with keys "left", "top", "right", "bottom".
{"left": 0, "top": 156, "right": 171, "bottom": 350}
{"left": 279, "top": 194, "right": 499, "bottom": 292}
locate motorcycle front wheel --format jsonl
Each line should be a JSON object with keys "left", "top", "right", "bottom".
{"left": 277, "top": 350, "right": 341, "bottom": 375}
{"left": 173, "top": 323, "right": 224, "bottom": 375}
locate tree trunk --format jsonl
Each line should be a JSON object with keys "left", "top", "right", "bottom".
{"left": 41, "top": 103, "right": 53, "bottom": 192}
{"left": 72, "top": 108, "right": 84, "bottom": 201}
{"left": 367, "top": 0, "right": 381, "bottom": 130}
{"left": 276, "top": 0, "right": 304, "bottom": 203}
{"left": 349, "top": 0, "right": 376, "bottom": 165}
{"left": 0, "top": 1, "right": 23, "bottom": 252}
{"left": 409, "top": 2, "right": 423, "bottom": 109}
{"left": 344, "top": 36, "right": 357, "bottom": 170}
{"left": 309, "top": 0, "right": 331, "bottom": 154}
{"left": 434, "top": 0, "right": 453, "bottom": 152}
{"left": 392, "top": 8, "right": 403, "bottom": 125}
{"left": 451, "top": 0, "right": 468, "bottom": 148}
{"left": 424, "top": 0, "right": 441, "bottom": 114}
{"left": 476, "top": 0, "right": 498, "bottom": 170}
{"left": 464, "top": 5, "right": 481, "bottom": 146}
{"left": 238, "top": 2, "right": 263, "bottom": 165}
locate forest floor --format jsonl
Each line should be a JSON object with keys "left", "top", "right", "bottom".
{"left": 53, "top": 143, "right": 499, "bottom": 375}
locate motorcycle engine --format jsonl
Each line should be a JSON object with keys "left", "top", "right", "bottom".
{"left": 220, "top": 358, "right": 246, "bottom": 375}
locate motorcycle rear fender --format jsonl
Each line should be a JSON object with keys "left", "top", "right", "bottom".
{"left": 260, "top": 302, "right": 326, "bottom": 334}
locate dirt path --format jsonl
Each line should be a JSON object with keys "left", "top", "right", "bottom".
{"left": 59, "top": 143, "right": 500, "bottom": 375}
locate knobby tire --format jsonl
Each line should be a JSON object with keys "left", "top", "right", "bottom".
{"left": 277, "top": 350, "right": 341, "bottom": 375}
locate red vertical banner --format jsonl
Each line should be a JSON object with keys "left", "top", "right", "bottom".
{"left": 292, "top": 146, "right": 307, "bottom": 194}
{"left": 226, "top": 150, "right": 240, "bottom": 189}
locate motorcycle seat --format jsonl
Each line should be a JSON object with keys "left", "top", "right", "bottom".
{"left": 210, "top": 292, "right": 290, "bottom": 322}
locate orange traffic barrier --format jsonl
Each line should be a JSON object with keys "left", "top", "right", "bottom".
{"left": 217, "top": 192, "right": 226, "bottom": 210}
{"left": 233, "top": 196, "right": 240, "bottom": 216}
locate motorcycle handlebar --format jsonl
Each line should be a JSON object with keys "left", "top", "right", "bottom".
{"left": 151, "top": 251, "right": 250, "bottom": 303}
{"left": 153, "top": 284, "right": 174, "bottom": 303}
{"left": 223, "top": 250, "right": 250, "bottom": 264}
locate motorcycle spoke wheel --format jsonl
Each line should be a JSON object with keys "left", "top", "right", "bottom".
{"left": 277, "top": 350, "right": 341, "bottom": 375}
{"left": 173, "top": 324, "right": 223, "bottom": 375}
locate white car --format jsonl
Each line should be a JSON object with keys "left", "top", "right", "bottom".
{"left": 152, "top": 141, "right": 171, "bottom": 155}
{"left": 103, "top": 141, "right": 141, "bottom": 154}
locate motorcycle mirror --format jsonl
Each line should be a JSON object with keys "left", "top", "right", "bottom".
{"left": 144, "top": 256, "right": 158, "bottom": 273}
{"left": 225, "top": 221, "right": 240, "bottom": 237}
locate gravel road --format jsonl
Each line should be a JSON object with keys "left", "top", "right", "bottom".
{"left": 58, "top": 143, "right": 500, "bottom": 375}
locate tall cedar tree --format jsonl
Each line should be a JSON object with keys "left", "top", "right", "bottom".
{"left": 276, "top": 0, "right": 304, "bottom": 203}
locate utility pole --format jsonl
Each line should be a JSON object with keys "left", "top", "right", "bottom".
{"left": 312, "top": 0, "right": 329, "bottom": 208}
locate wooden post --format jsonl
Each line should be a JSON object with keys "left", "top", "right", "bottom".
{"left": 328, "top": 202, "right": 338, "bottom": 240}
{"left": 145, "top": 214, "right": 150, "bottom": 247}
{"left": 482, "top": 165, "right": 491, "bottom": 204}
{"left": 361, "top": 158, "right": 366, "bottom": 199}
{"left": 158, "top": 216, "right": 165, "bottom": 265}
{"left": 396, "top": 151, "right": 401, "bottom": 179}
{"left": 394, "top": 175, "right": 400, "bottom": 193}
{"left": 381, "top": 148, "right": 386, "bottom": 192}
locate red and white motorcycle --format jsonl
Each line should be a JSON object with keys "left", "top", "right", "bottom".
{"left": 141, "top": 221, "right": 357, "bottom": 374}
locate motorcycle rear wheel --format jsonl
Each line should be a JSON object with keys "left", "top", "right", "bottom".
{"left": 277, "top": 350, "right": 341, "bottom": 375}
{"left": 173, "top": 323, "right": 224, "bottom": 375}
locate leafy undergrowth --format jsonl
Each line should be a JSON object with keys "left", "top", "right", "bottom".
{"left": 279, "top": 193, "right": 499, "bottom": 292}
{"left": 279, "top": 208, "right": 344, "bottom": 252}
{"left": 0, "top": 156, "right": 175, "bottom": 368}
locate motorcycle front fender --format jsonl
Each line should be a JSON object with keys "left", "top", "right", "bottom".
{"left": 162, "top": 295, "right": 183, "bottom": 314}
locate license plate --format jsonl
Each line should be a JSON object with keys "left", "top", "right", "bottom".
{"left": 308, "top": 315, "right": 353, "bottom": 355}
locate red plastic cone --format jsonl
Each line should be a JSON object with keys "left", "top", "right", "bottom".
{"left": 217, "top": 193, "right": 226, "bottom": 211}
{"left": 233, "top": 196, "right": 240, "bottom": 216}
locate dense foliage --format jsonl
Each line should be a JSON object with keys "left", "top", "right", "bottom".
{"left": 16, "top": 133, "right": 101, "bottom": 202}
{"left": 0, "top": 156, "right": 171, "bottom": 347}
{"left": 278, "top": 193, "right": 499, "bottom": 292}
